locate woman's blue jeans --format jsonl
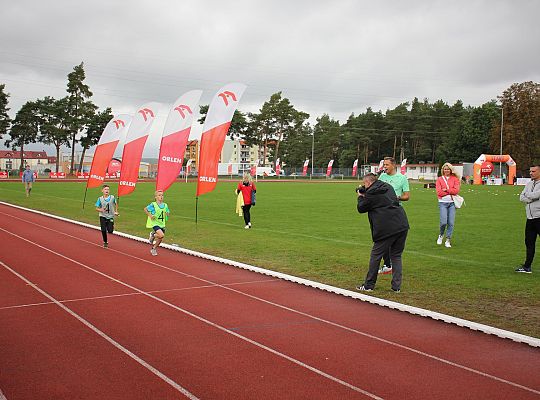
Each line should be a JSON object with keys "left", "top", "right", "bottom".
{"left": 439, "top": 202, "right": 456, "bottom": 238}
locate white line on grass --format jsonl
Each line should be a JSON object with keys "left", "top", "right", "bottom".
{"left": 0, "top": 229, "right": 383, "bottom": 399}
{"left": 2, "top": 211, "right": 540, "bottom": 396}
{"left": 0, "top": 259, "right": 200, "bottom": 400}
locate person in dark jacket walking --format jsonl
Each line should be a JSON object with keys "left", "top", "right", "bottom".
{"left": 356, "top": 173, "right": 409, "bottom": 292}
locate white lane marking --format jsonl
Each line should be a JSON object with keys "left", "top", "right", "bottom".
{"left": 2, "top": 215, "right": 540, "bottom": 395}
{"left": 2, "top": 207, "right": 540, "bottom": 394}
{"left": 0, "top": 260, "right": 199, "bottom": 400}
{"left": 0, "top": 388, "right": 7, "bottom": 400}
{"left": 2, "top": 202, "right": 538, "bottom": 350}
{"left": 0, "top": 229, "right": 382, "bottom": 399}
{"left": 0, "top": 279, "right": 279, "bottom": 311}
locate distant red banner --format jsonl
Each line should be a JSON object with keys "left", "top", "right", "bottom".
{"left": 302, "top": 159, "right": 309, "bottom": 176}
{"left": 326, "top": 160, "right": 334, "bottom": 177}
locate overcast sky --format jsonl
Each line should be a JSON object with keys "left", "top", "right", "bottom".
{"left": 1, "top": 0, "right": 539, "bottom": 157}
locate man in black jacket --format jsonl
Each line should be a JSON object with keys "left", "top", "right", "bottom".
{"left": 356, "top": 173, "right": 409, "bottom": 292}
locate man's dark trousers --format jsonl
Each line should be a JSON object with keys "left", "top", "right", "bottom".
{"left": 364, "top": 230, "right": 408, "bottom": 291}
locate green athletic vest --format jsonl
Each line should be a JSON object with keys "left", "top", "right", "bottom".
{"left": 146, "top": 202, "right": 168, "bottom": 228}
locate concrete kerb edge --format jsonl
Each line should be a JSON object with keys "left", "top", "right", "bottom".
{"left": 3, "top": 200, "right": 539, "bottom": 348}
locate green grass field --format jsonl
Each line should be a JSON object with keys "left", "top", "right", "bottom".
{"left": 1, "top": 178, "right": 538, "bottom": 338}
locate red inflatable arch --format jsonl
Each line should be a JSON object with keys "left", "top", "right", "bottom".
{"left": 473, "top": 154, "right": 516, "bottom": 185}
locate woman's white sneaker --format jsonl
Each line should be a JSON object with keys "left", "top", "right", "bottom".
{"left": 445, "top": 239, "right": 451, "bottom": 248}
{"left": 437, "top": 235, "right": 443, "bottom": 245}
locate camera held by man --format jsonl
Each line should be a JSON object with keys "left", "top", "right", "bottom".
{"left": 356, "top": 185, "right": 366, "bottom": 195}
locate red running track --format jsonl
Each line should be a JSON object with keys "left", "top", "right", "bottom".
{"left": 0, "top": 203, "right": 539, "bottom": 399}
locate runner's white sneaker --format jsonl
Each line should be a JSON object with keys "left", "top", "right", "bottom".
{"left": 150, "top": 248, "right": 157, "bottom": 256}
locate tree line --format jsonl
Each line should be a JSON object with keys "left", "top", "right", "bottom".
{"left": 0, "top": 63, "right": 538, "bottom": 174}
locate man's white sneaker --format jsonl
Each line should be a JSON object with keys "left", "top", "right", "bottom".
{"left": 437, "top": 235, "right": 443, "bottom": 245}
{"left": 378, "top": 265, "right": 393, "bottom": 275}
{"left": 150, "top": 248, "right": 157, "bottom": 256}
{"left": 445, "top": 239, "right": 451, "bottom": 248}
{"left": 244, "top": 225, "right": 250, "bottom": 229}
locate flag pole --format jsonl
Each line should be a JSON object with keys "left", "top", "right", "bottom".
{"left": 195, "top": 196, "right": 199, "bottom": 225}
{"left": 82, "top": 187, "right": 88, "bottom": 209}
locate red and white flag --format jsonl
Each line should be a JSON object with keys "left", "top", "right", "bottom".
{"left": 86, "top": 115, "right": 131, "bottom": 188}
{"left": 250, "top": 159, "right": 259, "bottom": 176}
{"left": 377, "top": 159, "right": 384, "bottom": 173}
{"left": 352, "top": 159, "right": 358, "bottom": 177}
{"left": 186, "top": 159, "right": 193, "bottom": 175}
{"left": 156, "top": 90, "right": 202, "bottom": 192}
{"left": 400, "top": 158, "right": 407, "bottom": 175}
{"left": 196, "top": 83, "right": 247, "bottom": 197}
{"left": 326, "top": 159, "right": 334, "bottom": 177}
{"left": 302, "top": 159, "right": 309, "bottom": 176}
{"left": 275, "top": 158, "right": 281, "bottom": 176}
{"left": 118, "top": 102, "right": 159, "bottom": 197}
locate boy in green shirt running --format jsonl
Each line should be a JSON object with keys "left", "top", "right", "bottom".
{"left": 144, "top": 190, "right": 170, "bottom": 256}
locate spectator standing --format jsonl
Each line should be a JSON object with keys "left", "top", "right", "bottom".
{"left": 236, "top": 173, "right": 256, "bottom": 229}
{"left": 377, "top": 157, "right": 410, "bottom": 274}
{"left": 356, "top": 173, "right": 409, "bottom": 293}
{"left": 21, "top": 165, "right": 35, "bottom": 197}
{"left": 435, "top": 163, "right": 461, "bottom": 248}
{"left": 515, "top": 164, "right": 540, "bottom": 273}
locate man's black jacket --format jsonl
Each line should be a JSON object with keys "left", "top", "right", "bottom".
{"left": 357, "top": 180, "right": 410, "bottom": 242}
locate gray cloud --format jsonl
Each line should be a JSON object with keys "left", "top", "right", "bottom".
{"left": 1, "top": 0, "right": 538, "bottom": 156}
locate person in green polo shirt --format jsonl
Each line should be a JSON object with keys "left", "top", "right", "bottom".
{"left": 378, "top": 157, "right": 410, "bottom": 274}
{"left": 144, "top": 190, "right": 170, "bottom": 256}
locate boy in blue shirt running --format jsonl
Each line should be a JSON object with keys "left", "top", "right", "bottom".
{"left": 95, "top": 185, "right": 119, "bottom": 248}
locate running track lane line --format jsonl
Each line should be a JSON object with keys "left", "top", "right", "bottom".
{"left": 0, "top": 259, "right": 199, "bottom": 400}
{"left": 2, "top": 201, "right": 538, "bottom": 348}
{"left": 4, "top": 217, "right": 540, "bottom": 394}
{"left": 0, "top": 229, "right": 383, "bottom": 400}
{"left": 3, "top": 215, "right": 540, "bottom": 396}
{"left": 0, "top": 278, "right": 279, "bottom": 311}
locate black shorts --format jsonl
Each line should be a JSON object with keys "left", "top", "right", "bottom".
{"left": 151, "top": 226, "right": 165, "bottom": 233}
